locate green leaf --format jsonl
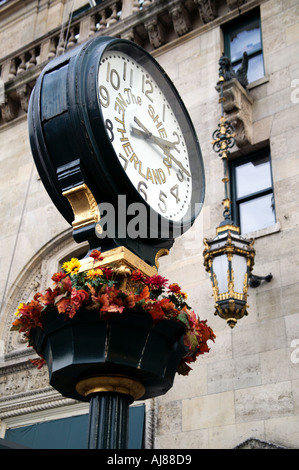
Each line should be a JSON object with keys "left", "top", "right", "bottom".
{"left": 176, "top": 312, "right": 189, "bottom": 327}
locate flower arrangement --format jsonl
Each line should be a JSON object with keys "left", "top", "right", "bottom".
{"left": 12, "top": 250, "right": 215, "bottom": 375}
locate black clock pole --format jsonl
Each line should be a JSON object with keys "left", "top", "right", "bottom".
{"left": 76, "top": 375, "right": 145, "bottom": 449}
{"left": 87, "top": 392, "right": 132, "bottom": 449}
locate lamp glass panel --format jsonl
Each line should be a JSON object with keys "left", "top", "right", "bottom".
{"left": 231, "top": 255, "right": 247, "bottom": 294}
{"left": 212, "top": 255, "right": 229, "bottom": 294}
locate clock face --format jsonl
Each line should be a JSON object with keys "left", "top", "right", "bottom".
{"left": 98, "top": 50, "right": 193, "bottom": 223}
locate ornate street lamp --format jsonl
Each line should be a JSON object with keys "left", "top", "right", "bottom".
{"left": 203, "top": 65, "right": 255, "bottom": 328}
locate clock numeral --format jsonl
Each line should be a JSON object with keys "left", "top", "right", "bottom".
{"left": 99, "top": 85, "right": 110, "bottom": 108}
{"left": 142, "top": 75, "right": 154, "bottom": 103}
{"left": 158, "top": 191, "right": 167, "bottom": 214}
{"left": 170, "top": 184, "right": 180, "bottom": 204}
{"left": 119, "top": 153, "right": 128, "bottom": 171}
{"left": 137, "top": 181, "right": 148, "bottom": 201}
{"left": 176, "top": 169, "right": 184, "bottom": 182}
{"left": 172, "top": 131, "right": 181, "bottom": 153}
{"left": 106, "top": 62, "right": 120, "bottom": 90}
{"left": 123, "top": 62, "right": 133, "bottom": 87}
{"left": 105, "top": 119, "right": 114, "bottom": 142}
{"left": 162, "top": 103, "right": 166, "bottom": 122}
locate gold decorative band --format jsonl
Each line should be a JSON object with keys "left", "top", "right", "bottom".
{"left": 76, "top": 375, "right": 145, "bottom": 400}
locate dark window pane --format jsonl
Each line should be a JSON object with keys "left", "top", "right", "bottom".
{"left": 239, "top": 193, "right": 275, "bottom": 233}
{"left": 235, "top": 157, "right": 272, "bottom": 198}
{"left": 5, "top": 405, "right": 145, "bottom": 449}
{"left": 247, "top": 53, "right": 264, "bottom": 82}
{"left": 230, "top": 19, "right": 262, "bottom": 62}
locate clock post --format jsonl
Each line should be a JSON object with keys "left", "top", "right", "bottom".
{"left": 26, "top": 36, "right": 206, "bottom": 449}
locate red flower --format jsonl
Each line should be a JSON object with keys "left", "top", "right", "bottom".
{"left": 61, "top": 276, "right": 72, "bottom": 292}
{"left": 89, "top": 249, "right": 103, "bottom": 261}
{"left": 30, "top": 357, "right": 46, "bottom": 369}
{"left": 70, "top": 288, "right": 89, "bottom": 308}
{"left": 38, "top": 287, "right": 58, "bottom": 306}
{"left": 144, "top": 301, "right": 165, "bottom": 321}
{"left": 131, "top": 270, "right": 145, "bottom": 282}
{"left": 144, "top": 274, "right": 168, "bottom": 290}
{"left": 101, "top": 267, "right": 113, "bottom": 279}
{"left": 51, "top": 272, "right": 66, "bottom": 283}
{"left": 168, "top": 283, "right": 181, "bottom": 294}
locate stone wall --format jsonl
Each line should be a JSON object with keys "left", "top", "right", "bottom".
{"left": 154, "top": 0, "right": 299, "bottom": 449}
{"left": 0, "top": 0, "right": 299, "bottom": 449}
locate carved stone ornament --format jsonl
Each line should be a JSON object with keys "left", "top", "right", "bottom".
{"left": 169, "top": 3, "right": 191, "bottom": 37}
{"left": 16, "top": 83, "right": 32, "bottom": 113}
{"left": 144, "top": 17, "right": 165, "bottom": 49}
{"left": 216, "top": 78, "right": 253, "bottom": 148}
{"left": 194, "top": 0, "right": 217, "bottom": 23}
{"left": 225, "top": 0, "right": 246, "bottom": 10}
{"left": 0, "top": 95, "right": 18, "bottom": 122}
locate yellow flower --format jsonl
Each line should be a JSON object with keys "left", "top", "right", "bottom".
{"left": 86, "top": 268, "right": 103, "bottom": 279}
{"left": 62, "top": 258, "right": 81, "bottom": 274}
{"left": 181, "top": 292, "right": 188, "bottom": 300}
{"left": 14, "top": 303, "right": 24, "bottom": 317}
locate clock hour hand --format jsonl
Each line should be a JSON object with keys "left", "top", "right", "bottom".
{"left": 132, "top": 117, "right": 191, "bottom": 177}
{"left": 131, "top": 126, "right": 177, "bottom": 149}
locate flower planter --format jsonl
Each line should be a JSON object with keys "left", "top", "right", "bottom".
{"left": 29, "top": 307, "right": 186, "bottom": 402}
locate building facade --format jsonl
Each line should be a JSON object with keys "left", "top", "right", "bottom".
{"left": 0, "top": 0, "right": 299, "bottom": 449}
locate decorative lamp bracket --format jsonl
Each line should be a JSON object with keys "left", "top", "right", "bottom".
{"left": 249, "top": 273, "right": 273, "bottom": 288}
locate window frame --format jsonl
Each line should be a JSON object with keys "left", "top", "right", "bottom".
{"left": 223, "top": 9, "right": 265, "bottom": 84}
{"left": 229, "top": 148, "right": 276, "bottom": 234}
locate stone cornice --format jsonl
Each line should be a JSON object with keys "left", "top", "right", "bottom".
{"left": 0, "top": 0, "right": 267, "bottom": 126}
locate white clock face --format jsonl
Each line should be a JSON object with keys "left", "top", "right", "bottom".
{"left": 98, "top": 50, "right": 192, "bottom": 222}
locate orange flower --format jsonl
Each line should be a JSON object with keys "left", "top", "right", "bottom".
{"left": 86, "top": 268, "right": 103, "bottom": 279}
{"left": 124, "top": 293, "right": 136, "bottom": 309}
{"left": 144, "top": 301, "right": 165, "bottom": 321}
{"left": 159, "top": 298, "right": 176, "bottom": 312}
{"left": 134, "top": 286, "right": 150, "bottom": 302}
{"left": 56, "top": 297, "right": 71, "bottom": 314}
{"left": 12, "top": 300, "right": 43, "bottom": 332}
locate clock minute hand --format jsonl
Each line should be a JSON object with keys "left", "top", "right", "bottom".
{"left": 133, "top": 116, "right": 152, "bottom": 138}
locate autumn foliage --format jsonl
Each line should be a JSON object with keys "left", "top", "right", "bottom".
{"left": 12, "top": 250, "right": 215, "bottom": 375}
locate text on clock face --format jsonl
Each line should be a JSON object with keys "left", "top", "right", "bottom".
{"left": 98, "top": 52, "right": 192, "bottom": 220}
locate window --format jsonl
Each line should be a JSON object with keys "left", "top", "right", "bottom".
{"left": 230, "top": 149, "right": 276, "bottom": 234}
{"left": 4, "top": 404, "right": 145, "bottom": 449}
{"left": 223, "top": 11, "right": 265, "bottom": 84}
